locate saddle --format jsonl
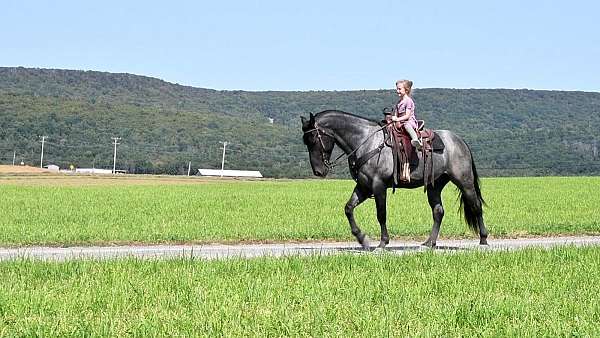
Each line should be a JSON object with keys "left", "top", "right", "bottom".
{"left": 382, "top": 114, "right": 444, "bottom": 192}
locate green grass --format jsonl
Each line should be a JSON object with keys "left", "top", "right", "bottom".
{"left": 0, "top": 246, "right": 599, "bottom": 336}
{"left": 0, "top": 176, "right": 599, "bottom": 246}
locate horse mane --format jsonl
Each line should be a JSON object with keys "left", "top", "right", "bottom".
{"left": 314, "top": 110, "right": 380, "bottom": 126}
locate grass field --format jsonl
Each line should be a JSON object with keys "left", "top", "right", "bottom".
{"left": 0, "top": 175, "right": 599, "bottom": 246}
{"left": 0, "top": 246, "right": 598, "bottom": 336}
{"left": 1, "top": 174, "right": 598, "bottom": 336}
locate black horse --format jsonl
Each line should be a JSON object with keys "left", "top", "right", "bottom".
{"left": 301, "top": 110, "right": 488, "bottom": 249}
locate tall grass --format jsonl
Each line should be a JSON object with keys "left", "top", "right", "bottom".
{"left": 0, "top": 246, "right": 598, "bottom": 336}
{"left": 0, "top": 176, "right": 598, "bottom": 246}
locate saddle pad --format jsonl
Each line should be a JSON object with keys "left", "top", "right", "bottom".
{"left": 431, "top": 132, "right": 445, "bottom": 151}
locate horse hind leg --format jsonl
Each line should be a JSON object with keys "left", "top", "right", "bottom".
{"left": 345, "top": 185, "right": 371, "bottom": 249}
{"left": 477, "top": 215, "right": 489, "bottom": 245}
{"left": 422, "top": 175, "right": 450, "bottom": 248}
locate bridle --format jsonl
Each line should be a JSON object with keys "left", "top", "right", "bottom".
{"left": 303, "top": 124, "right": 339, "bottom": 170}
{"left": 303, "top": 121, "right": 392, "bottom": 171}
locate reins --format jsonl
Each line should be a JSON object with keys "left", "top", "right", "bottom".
{"left": 304, "top": 121, "right": 392, "bottom": 171}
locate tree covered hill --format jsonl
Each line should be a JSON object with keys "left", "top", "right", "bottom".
{"left": 1, "top": 67, "right": 599, "bottom": 177}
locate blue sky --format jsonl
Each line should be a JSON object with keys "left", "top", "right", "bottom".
{"left": 2, "top": 0, "right": 599, "bottom": 91}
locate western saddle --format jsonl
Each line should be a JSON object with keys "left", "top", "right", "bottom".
{"left": 382, "top": 111, "right": 437, "bottom": 192}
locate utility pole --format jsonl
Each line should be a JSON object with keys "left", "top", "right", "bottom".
{"left": 112, "top": 137, "right": 121, "bottom": 174}
{"left": 39, "top": 136, "right": 47, "bottom": 168}
{"left": 589, "top": 119, "right": 597, "bottom": 160}
{"left": 219, "top": 141, "right": 228, "bottom": 177}
{"left": 12, "top": 151, "right": 16, "bottom": 166}
{"left": 187, "top": 161, "right": 191, "bottom": 176}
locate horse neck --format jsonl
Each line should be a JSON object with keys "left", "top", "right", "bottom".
{"left": 316, "top": 113, "right": 373, "bottom": 154}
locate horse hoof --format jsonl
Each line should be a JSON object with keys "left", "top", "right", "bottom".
{"left": 480, "top": 238, "right": 489, "bottom": 246}
{"left": 359, "top": 236, "right": 371, "bottom": 250}
{"left": 421, "top": 241, "right": 436, "bottom": 248}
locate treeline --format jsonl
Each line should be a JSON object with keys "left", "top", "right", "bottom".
{"left": 1, "top": 67, "right": 599, "bottom": 177}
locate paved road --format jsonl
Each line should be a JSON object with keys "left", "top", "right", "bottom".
{"left": 1, "top": 236, "right": 600, "bottom": 261}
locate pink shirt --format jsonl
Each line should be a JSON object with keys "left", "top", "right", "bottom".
{"left": 395, "top": 96, "right": 418, "bottom": 129}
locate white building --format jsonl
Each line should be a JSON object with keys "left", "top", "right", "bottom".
{"left": 45, "top": 164, "right": 60, "bottom": 172}
{"left": 75, "top": 168, "right": 114, "bottom": 174}
{"left": 198, "top": 169, "right": 263, "bottom": 178}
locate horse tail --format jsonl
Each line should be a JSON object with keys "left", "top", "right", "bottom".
{"left": 458, "top": 143, "right": 485, "bottom": 233}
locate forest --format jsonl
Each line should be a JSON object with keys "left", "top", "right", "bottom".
{"left": 1, "top": 67, "right": 599, "bottom": 177}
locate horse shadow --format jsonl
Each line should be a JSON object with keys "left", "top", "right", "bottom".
{"left": 327, "top": 244, "right": 468, "bottom": 254}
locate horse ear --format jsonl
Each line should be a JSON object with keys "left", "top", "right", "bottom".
{"left": 300, "top": 116, "right": 309, "bottom": 129}
{"left": 309, "top": 112, "right": 315, "bottom": 124}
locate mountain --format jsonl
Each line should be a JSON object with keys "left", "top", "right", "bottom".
{"left": 1, "top": 67, "right": 599, "bottom": 177}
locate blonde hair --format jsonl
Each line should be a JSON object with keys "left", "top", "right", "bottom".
{"left": 396, "top": 79, "right": 413, "bottom": 97}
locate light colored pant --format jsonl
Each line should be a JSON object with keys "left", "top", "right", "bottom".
{"left": 404, "top": 125, "right": 419, "bottom": 141}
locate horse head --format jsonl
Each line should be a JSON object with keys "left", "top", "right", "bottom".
{"left": 301, "top": 113, "right": 335, "bottom": 177}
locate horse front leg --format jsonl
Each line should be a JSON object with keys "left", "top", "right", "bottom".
{"left": 345, "top": 185, "right": 371, "bottom": 249}
{"left": 374, "top": 190, "right": 389, "bottom": 249}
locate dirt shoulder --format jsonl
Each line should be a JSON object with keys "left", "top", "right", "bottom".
{"left": 0, "top": 171, "right": 252, "bottom": 186}
{"left": 0, "top": 165, "right": 49, "bottom": 174}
